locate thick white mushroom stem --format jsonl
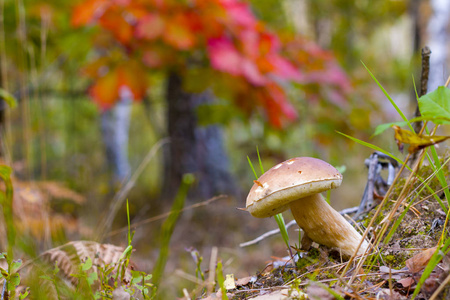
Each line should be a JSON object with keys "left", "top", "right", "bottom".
{"left": 289, "top": 193, "right": 368, "bottom": 257}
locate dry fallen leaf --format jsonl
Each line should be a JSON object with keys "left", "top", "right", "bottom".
{"left": 397, "top": 277, "right": 415, "bottom": 288}
{"left": 307, "top": 282, "right": 336, "bottom": 300}
{"left": 379, "top": 266, "right": 407, "bottom": 280}
{"left": 377, "top": 288, "right": 407, "bottom": 300}
{"left": 250, "top": 289, "right": 304, "bottom": 300}
{"left": 405, "top": 247, "right": 437, "bottom": 273}
{"left": 235, "top": 275, "right": 254, "bottom": 286}
{"left": 224, "top": 274, "right": 236, "bottom": 290}
{"left": 42, "top": 240, "right": 130, "bottom": 286}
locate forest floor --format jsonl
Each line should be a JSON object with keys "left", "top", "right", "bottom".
{"left": 159, "top": 168, "right": 450, "bottom": 300}
{"left": 3, "top": 159, "right": 450, "bottom": 299}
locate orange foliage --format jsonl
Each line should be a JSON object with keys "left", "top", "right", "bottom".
{"left": 71, "top": 0, "right": 350, "bottom": 127}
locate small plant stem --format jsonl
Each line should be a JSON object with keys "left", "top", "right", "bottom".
{"left": 126, "top": 199, "right": 131, "bottom": 246}
{"left": 152, "top": 173, "right": 194, "bottom": 290}
{"left": 445, "top": 75, "right": 450, "bottom": 87}
{"left": 207, "top": 247, "right": 218, "bottom": 295}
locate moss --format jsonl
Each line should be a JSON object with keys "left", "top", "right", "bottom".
{"left": 296, "top": 248, "right": 320, "bottom": 270}
{"left": 362, "top": 208, "right": 385, "bottom": 228}
{"left": 384, "top": 254, "right": 396, "bottom": 265}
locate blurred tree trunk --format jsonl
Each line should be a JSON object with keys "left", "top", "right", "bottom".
{"left": 100, "top": 87, "right": 132, "bottom": 184}
{"left": 0, "top": 98, "right": 4, "bottom": 156}
{"left": 426, "top": 0, "right": 450, "bottom": 91}
{"left": 164, "top": 72, "right": 238, "bottom": 200}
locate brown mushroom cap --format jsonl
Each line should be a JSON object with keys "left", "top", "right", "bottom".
{"left": 246, "top": 157, "right": 343, "bottom": 218}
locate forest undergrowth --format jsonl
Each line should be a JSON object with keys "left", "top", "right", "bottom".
{"left": 2, "top": 75, "right": 450, "bottom": 299}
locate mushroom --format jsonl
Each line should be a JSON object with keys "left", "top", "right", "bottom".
{"left": 246, "top": 157, "right": 368, "bottom": 257}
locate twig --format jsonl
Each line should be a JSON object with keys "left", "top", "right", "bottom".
{"left": 420, "top": 46, "right": 431, "bottom": 97}
{"left": 413, "top": 47, "right": 431, "bottom": 134}
{"left": 240, "top": 207, "right": 359, "bottom": 247}
{"left": 339, "top": 206, "right": 359, "bottom": 215}
{"left": 182, "top": 288, "right": 191, "bottom": 300}
{"left": 107, "top": 194, "right": 227, "bottom": 237}
{"left": 240, "top": 220, "right": 297, "bottom": 247}
{"left": 411, "top": 47, "right": 431, "bottom": 165}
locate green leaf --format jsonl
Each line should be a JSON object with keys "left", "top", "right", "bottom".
{"left": 81, "top": 257, "right": 93, "bottom": 271}
{"left": 131, "top": 270, "right": 143, "bottom": 285}
{"left": 0, "top": 165, "right": 12, "bottom": 182}
{"left": 335, "top": 165, "right": 346, "bottom": 174}
{"left": 419, "top": 86, "right": 450, "bottom": 124}
{"left": 373, "top": 121, "right": 408, "bottom": 136}
{"left": 9, "top": 272, "right": 20, "bottom": 287}
{"left": 10, "top": 260, "right": 22, "bottom": 274}
{"left": 0, "top": 88, "right": 17, "bottom": 108}
{"left": 19, "top": 287, "right": 30, "bottom": 299}
{"left": 87, "top": 272, "right": 98, "bottom": 285}
{"left": 53, "top": 262, "right": 60, "bottom": 275}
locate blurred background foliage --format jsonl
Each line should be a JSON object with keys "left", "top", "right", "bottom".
{"left": 1, "top": 0, "right": 422, "bottom": 236}
{"left": 0, "top": 0, "right": 441, "bottom": 296}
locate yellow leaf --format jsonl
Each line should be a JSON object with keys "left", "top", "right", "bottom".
{"left": 393, "top": 125, "right": 450, "bottom": 153}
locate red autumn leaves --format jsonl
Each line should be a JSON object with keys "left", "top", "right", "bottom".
{"left": 71, "top": 0, "right": 348, "bottom": 126}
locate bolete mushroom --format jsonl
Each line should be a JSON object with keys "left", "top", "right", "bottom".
{"left": 246, "top": 157, "right": 368, "bottom": 257}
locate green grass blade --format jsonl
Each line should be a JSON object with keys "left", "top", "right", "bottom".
{"left": 126, "top": 199, "right": 132, "bottom": 246}
{"left": 152, "top": 173, "right": 194, "bottom": 289}
{"left": 216, "top": 260, "right": 229, "bottom": 300}
{"left": 336, "top": 131, "right": 405, "bottom": 166}
{"left": 274, "top": 214, "right": 290, "bottom": 249}
{"left": 256, "top": 146, "right": 265, "bottom": 174}
{"left": 247, "top": 156, "right": 258, "bottom": 179}
{"left": 361, "top": 62, "right": 414, "bottom": 131}
{"left": 425, "top": 128, "right": 450, "bottom": 209}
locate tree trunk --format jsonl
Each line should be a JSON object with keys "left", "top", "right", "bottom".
{"left": 164, "top": 72, "right": 238, "bottom": 200}
{"left": 427, "top": 0, "right": 450, "bottom": 91}
{"left": 100, "top": 86, "right": 132, "bottom": 184}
